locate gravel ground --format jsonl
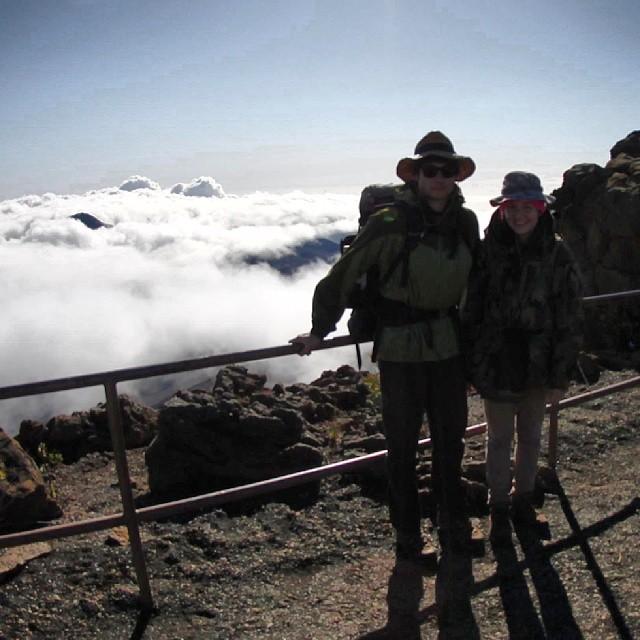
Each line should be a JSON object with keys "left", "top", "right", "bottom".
{"left": 1, "top": 369, "right": 639, "bottom": 640}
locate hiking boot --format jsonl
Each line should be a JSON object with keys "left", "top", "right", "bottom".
{"left": 438, "top": 516, "right": 472, "bottom": 555}
{"left": 394, "top": 530, "right": 437, "bottom": 571}
{"left": 488, "top": 504, "right": 511, "bottom": 547}
{"left": 395, "top": 543, "right": 438, "bottom": 572}
{"left": 511, "top": 493, "right": 538, "bottom": 528}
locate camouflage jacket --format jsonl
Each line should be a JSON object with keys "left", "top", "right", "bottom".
{"left": 311, "top": 185, "right": 479, "bottom": 362}
{"left": 462, "top": 210, "right": 583, "bottom": 400}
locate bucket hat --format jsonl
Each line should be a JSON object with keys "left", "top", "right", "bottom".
{"left": 396, "top": 131, "right": 476, "bottom": 183}
{"left": 490, "top": 171, "right": 555, "bottom": 207}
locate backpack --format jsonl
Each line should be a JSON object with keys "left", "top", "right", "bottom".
{"left": 340, "top": 183, "right": 478, "bottom": 366}
{"left": 338, "top": 184, "right": 426, "bottom": 369}
{"left": 340, "top": 184, "right": 406, "bottom": 344}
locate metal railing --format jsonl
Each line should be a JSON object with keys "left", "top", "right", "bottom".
{"left": 0, "top": 334, "right": 353, "bottom": 610}
{"left": 582, "top": 289, "right": 640, "bottom": 304}
{"left": 1, "top": 289, "right": 639, "bottom": 611}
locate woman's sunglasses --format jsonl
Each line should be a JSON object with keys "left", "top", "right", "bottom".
{"left": 420, "top": 161, "right": 459, "bottom": 179}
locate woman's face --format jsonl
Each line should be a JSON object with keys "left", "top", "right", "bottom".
{"left": 503, "top": 201, "right": 540, "bottom": 240}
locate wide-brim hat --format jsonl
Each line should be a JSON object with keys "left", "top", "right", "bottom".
{"left": 396, "top": 131, "right": 476, "bottom": 183}
{"left": 490, "top": 171, "right": 555, "bottom": 207}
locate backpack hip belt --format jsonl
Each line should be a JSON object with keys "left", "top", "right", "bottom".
{"left": 370, "top": 299, "right": 458, "bottom": 361}
{"left": 377, "top": 298, "right": 457, "bottom": 327}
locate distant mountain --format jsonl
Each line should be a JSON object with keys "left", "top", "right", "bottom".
{"left": 67, "top": 212, "right": 340, "bottom": 275}
{"left": 245, "top": 237, "right": 341, "bottom": 275}
{"left": 69, "top": 212, "right": 112, "bottom": 230}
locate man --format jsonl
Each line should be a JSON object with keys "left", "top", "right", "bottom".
{"left": 290, "top": 131, "right": 479, "bottom": 563}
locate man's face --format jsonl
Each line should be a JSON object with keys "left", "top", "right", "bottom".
{"left": 416, "top": 159, "right": 458, "bottom": 207}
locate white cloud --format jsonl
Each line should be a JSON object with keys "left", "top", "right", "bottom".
{"left": 171, "top": 176, "right": 225, "bottom": 198}
{"left": 0, "top": 179, "right": 360, "bottom": 434}
{"left": 119, "top": 175, "right": 161, "bottom": 191}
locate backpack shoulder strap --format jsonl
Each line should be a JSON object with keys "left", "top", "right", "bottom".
{"left": 379, "top": 201, "right": 424, "bottom": 288}
{"left": 456, "top": 207, "right": 480, "bottom": 254}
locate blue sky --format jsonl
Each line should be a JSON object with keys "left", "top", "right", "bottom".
{"left": 1, "top": 0, "right": 638, "bottom": 200}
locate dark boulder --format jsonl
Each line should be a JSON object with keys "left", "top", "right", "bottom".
{"left": 0, "top": 428, "right": 61, "bottom": 532}
{"left": 145, "top": 365, "right": 380, "bottom": 510}
{"left": 552, "top": 131, "right": 640, "bottom": 351}
{"left": 146, "top": 383, "right": 324, "bottom": 509}
{"left": 15, "top": 420, "right": 48, "bottom": 462}
{"left": 309, "top": 365, "right": 371, "bottom": 410}
{"left": 20, "top": 396, "right": 158, "bottom": 464}
{"left": 609, "top": 130, "right": 640, "bottom": 159}
{"left": 214, "top": 365, "right": 266, "bottom": 395}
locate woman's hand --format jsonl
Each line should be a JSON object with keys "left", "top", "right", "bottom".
{"left": 546, "top": 388, "right": 565, "bottom": 404}
{"left": 289, "top": 333, "right": 323, "bottom": 356}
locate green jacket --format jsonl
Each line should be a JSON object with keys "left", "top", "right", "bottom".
{"left": 463, "top": 210, "right": 583, "bottom": 400}
{"left": 311, "top": 185, "right": 479, "bottom": 362}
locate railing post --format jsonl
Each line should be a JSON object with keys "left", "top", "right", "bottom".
{"left": 548, "top": 402, "right": 560, "bottom": 469}
{"left": 104, "top": 381, "right": 154, "bottom": 611}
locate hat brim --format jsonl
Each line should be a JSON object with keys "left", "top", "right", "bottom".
{"left": 489, "top": 193, "right": 555, "bottom": 207}
{"left": 396, "top": 152, "right": 476, "bottom": 183}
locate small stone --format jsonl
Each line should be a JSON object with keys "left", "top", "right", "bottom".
{"left": 109, "top": 585, "right": 140, "bottom": 610}
{"left": 163, "top": 551, "right": 180, "bottom": 565}
{"left": 0, "top": 542, "right": 53, "bottom": 582}
{"left": 79, "top": 597, "right": 101, "bottom": 616}
{"left": 105, "top": 526, "right": 129, "bottom": 547}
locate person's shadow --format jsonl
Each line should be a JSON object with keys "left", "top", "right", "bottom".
{"left": 492, "top": 536, "right": 547, "bottom": 639}
{"left": 356, "top": 560, "right": 424, "bottom": 639}
{"left": 513, "top": 521, "right": 583, "bottom": 639}
{"left": 435, "top": 550, "right": 479, "bottom": 639}
{"left": 491, "top": 522, "right": 583, "bottom": 639}
{"left": 357, "top": 550, "right": 479, "bottom": 640}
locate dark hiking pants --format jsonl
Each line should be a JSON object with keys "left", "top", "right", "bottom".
{"left": 379, "top": 357, "right": 468, "bottom": 541}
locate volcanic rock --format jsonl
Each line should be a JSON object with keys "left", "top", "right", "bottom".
{"left": 18, "top": 395, "right": 158, "bottom": 464}
{"left": 553, "top": 131, "right": 640, "bottom": 352}
{"left": 144, "top": 365, "right": 380, "bottom": 510}
{"left": 145, "top": 371, "right": 324, "bottom": 509}
{"left": 610, "top": 130, "right": 640, "bottom": 159}
{"left": 0, "top": 541, "right": 52, "bottom": 584}
{"left": 0, "top": 428, "right": 61, "bottom": 532}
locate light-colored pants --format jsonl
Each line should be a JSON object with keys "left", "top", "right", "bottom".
{"left": 484, "top": 388, "right": 546, "bottom": 506}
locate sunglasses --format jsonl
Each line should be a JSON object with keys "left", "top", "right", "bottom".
{"left": 420, "top": 161, "right": 459, "bottom": 179}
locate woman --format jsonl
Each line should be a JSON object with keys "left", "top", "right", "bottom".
{"left": 464, "top": 171, "right": 583, "bottom": 545}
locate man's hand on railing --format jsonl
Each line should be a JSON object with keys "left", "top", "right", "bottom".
{"left": 289, "top": 333, "right": 323, "bottom": 356}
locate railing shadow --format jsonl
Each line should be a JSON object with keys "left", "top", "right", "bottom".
{"left": 554, "top": 484, "right": 636, "bottom": 640}
{"left": 370, "top": 496, "right": 640, "bottom": 639}
{"left": 356, "top": 495, "right": 638, "bottom": 639}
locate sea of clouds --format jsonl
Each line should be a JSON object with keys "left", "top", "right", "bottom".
{"left": 0, "top": 176, "right": 367, "bottom": 434}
